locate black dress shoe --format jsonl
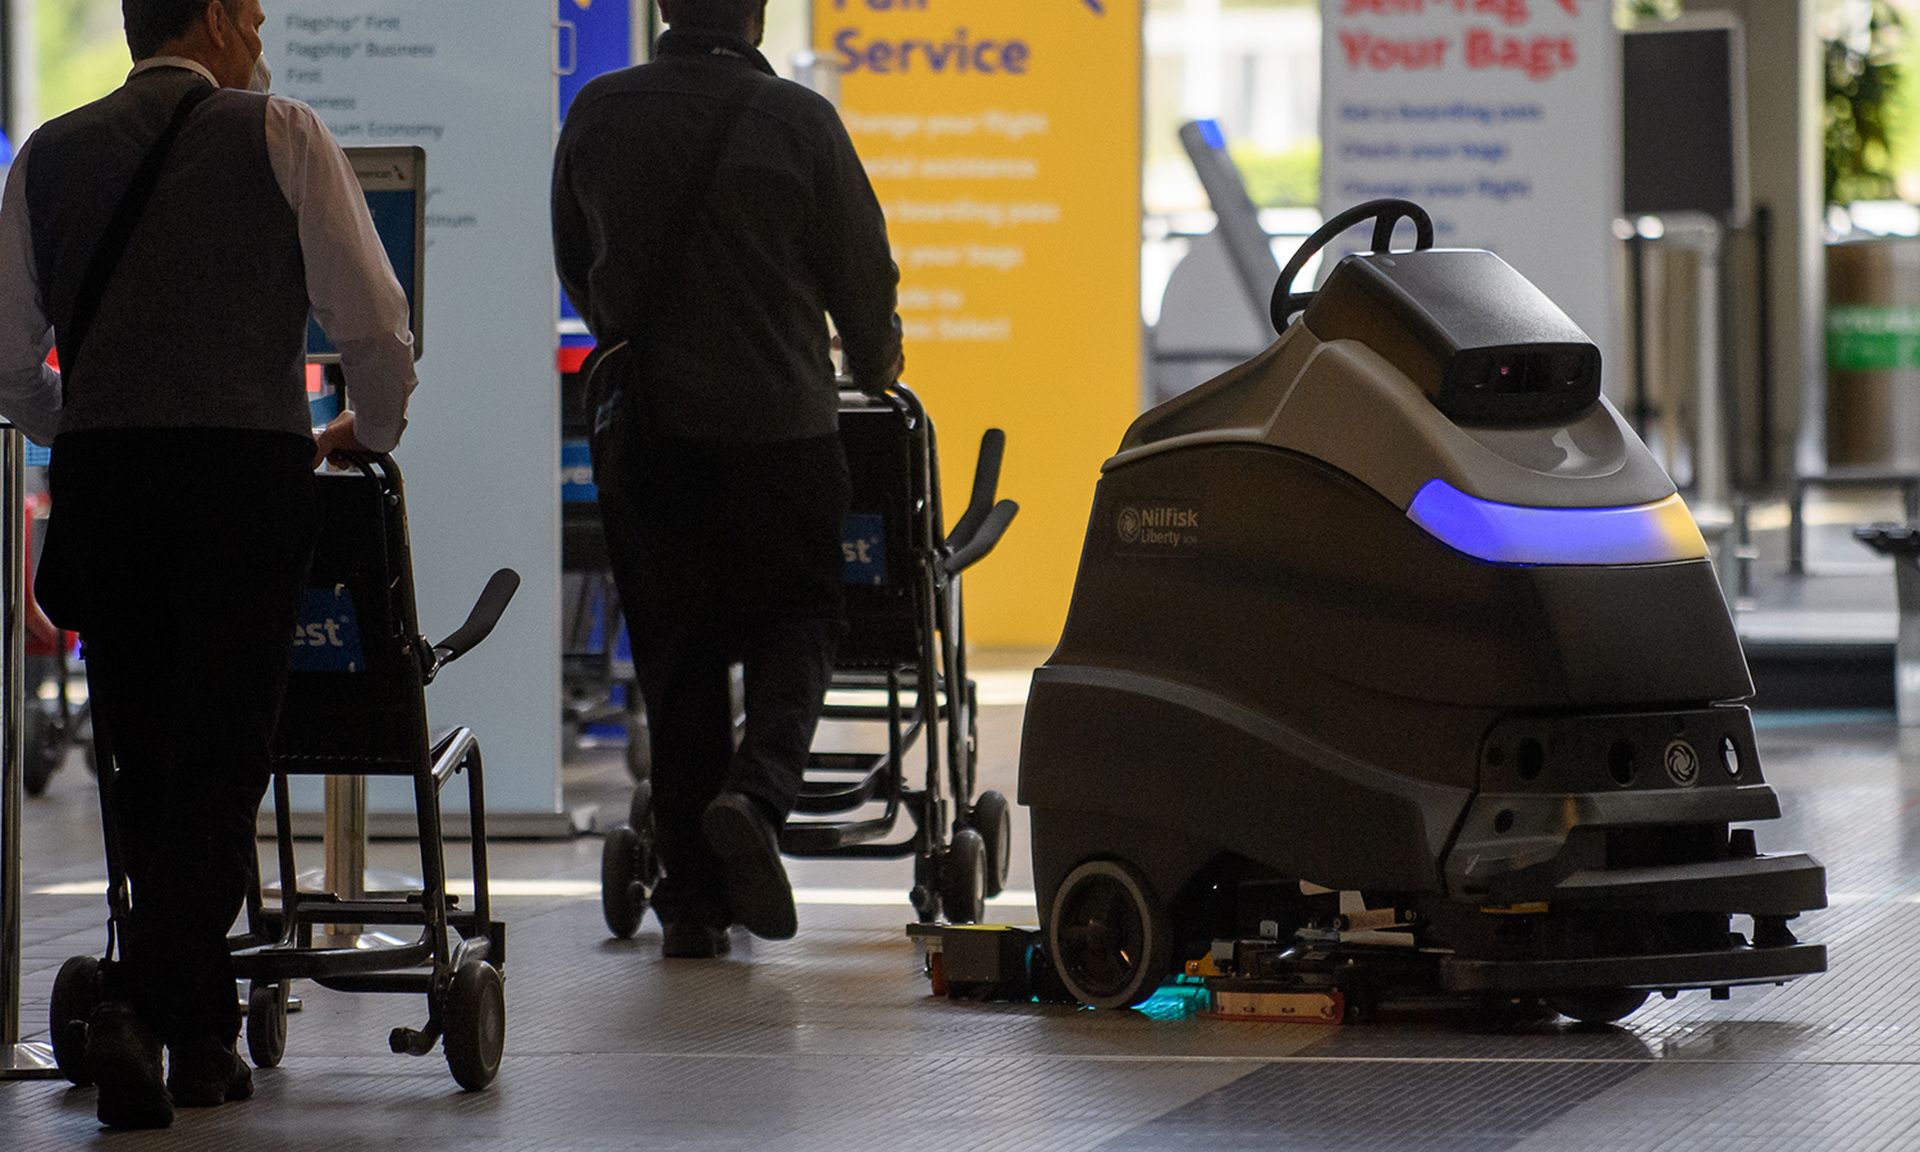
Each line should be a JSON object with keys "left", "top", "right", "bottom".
{"left": 661, "top": 921, "right": 732, "bottom": 959}
{"left": 166, "top": 1036, "right": 254, "bottom": 1107}
{"left": 88, "top": 1002, "right": 172, "bottom": 1130}
{"left": 701, "top": 792, "right": 798, "bottom": 941}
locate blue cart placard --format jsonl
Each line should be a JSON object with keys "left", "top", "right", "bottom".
{"left": 290, "top": 584, "right": 367, "bottom": 673}
{"left": 843, "top": 512, "right": 888, "bottom": 587}
{"left": 562, "top": 438, "right": 598, "bottom": 504}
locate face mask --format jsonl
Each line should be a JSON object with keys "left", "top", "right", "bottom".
{"left": 249, "top": 53, "right": 272, "bottom": 94}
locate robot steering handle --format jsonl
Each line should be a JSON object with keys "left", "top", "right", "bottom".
{"left": 1270, "top": 198, "right": 1435, "bottom": 331}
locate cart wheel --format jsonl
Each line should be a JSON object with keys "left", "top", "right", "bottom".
{"left": 444, "top": 960, "right": 505, "bottom": 1091}
{"left": 246, "top": 981, "right": 290, "bottom": 1069}
{"left": 49, "top": 955, "right": 102, "bottom": 1086}
{"left": 626, "top": 779, "right": 656, "bottom": 831}
{"left": 22, "top": 702, "right": 58, "bottom": 798}
{"left": 1047, "top": 859, "right": 1172, "bottom": 1010}
{"left": 940, "top": 828, "right": 988, "bottom": 925}
{"left": 1549, "top": 988, "right": 1650, "bottom": 1025}
{"left": 600, "top": 824, "right": 655, "bottom": 939}
{"left": 623, "top": 692, "right": 651, "bottom": 782}
{"left": 968, "top": 791, "right": 1013, "bottom": 898}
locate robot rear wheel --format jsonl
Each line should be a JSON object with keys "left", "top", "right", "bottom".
{"left": 1046, "top": 859, "right": 1172, "bottom": 1009}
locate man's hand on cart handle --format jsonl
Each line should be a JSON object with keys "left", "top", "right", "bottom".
{"left": 313, "top": 411, "right": 366, "bottom": 469}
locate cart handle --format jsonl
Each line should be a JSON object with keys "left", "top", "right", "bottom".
{"left": 945, "top": 500, "right": 1018, "bottom": 576}
{"left": 428, "top": 568, "right": 521, "bottom": 681}
{"left": 946, "top": 428, "right": 1007, "bottom": 556}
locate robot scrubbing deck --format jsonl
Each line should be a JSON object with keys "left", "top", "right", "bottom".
{"left": 1019, "top": 200, "right": 1827, "bottom": 1022}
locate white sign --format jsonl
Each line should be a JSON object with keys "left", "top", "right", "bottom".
{"left": 1320, "top": 0, "right": 1620, "bottom": 385}
{"left": 273, "top": 2, "right": 562, "bottom": 823}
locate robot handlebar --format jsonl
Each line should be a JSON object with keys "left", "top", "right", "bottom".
{"left": 1271, "top": 198, "right": 1435, "bottom": 332}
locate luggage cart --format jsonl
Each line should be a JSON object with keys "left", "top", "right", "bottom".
{"left": 602, "top": 382, "right": 1019, "bottom": 934}
{"left": 49, "top": 455, "right": 521, "bottom": 1091}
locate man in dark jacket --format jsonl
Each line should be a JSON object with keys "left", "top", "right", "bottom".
{"left": 553, "top": 0, "right": 902, "bottom": 959}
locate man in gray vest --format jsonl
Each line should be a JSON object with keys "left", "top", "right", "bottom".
{"left": 554, "top": 0, "right": 902, "bottom": 959}
{"left": 0, "top": 0, "right": 415, "bottom": 1129}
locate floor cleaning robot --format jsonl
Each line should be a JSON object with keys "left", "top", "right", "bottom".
{"left": 1019, "top": 200, "right": 1828, "bottom": 1022}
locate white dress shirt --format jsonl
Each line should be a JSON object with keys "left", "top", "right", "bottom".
{"left": 0, "top": 57, "right": 416, "bottom": 450}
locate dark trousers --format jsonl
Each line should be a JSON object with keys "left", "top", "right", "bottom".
{"left": 594, "top": 425, "right": 849, "bottom": 928}
{"left": 41, "top": 430, "right": 316, "bottom": 1047}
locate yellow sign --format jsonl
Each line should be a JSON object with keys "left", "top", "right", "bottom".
{"left": 815, "top": 0, "right": 1143, "bottom": 649}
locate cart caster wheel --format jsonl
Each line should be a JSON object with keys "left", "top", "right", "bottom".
{"left": 246, "top": 981, "right": 290, "bottom": 1069}
{"left": 22, "top": 703, "right": 58, "bottom": 798}
{"left": 49, "top": 955, "right": 102, "bottom": 1086}
{"left": 1047, "top": 859, "right": 1172, "bottom": 1010}
{"left": 600, "top": 818, "right": 658, "bottom": 940}
{"left": 444, "top": 960, "right": 505, "bottom": 1091}
{"left": 1549, "top": 988, "right": 1650, "bottom": 1025}
{"left": 910, "top": 885, "right": 940, "bottom": 923}
{"left": 940, "top": 828, "right": 988, "bottom": 925}
{"left": 967, "top": 791, "right": 1013, "bottom": 898}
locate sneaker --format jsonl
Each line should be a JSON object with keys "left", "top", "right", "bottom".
{"left": 700, "top": 792, "right": 798, "bottom": 940}
{"left": 660, "top": 921, "right": 732, "bottom": 959}
{"left": 87, "top": 1002, "right": 172, "bottom": 1130}
{"left": 166, "top": 1037, "right": 254, "bottom": 1107}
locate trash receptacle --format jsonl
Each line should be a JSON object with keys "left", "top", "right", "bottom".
{"left": 1827, "top": 237, "right": 1920, "bottom": 468}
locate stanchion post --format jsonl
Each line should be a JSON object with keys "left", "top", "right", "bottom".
{"left": 0, "top": 425, "right": 58, "bottom": 1077}
{"left": 323, "top": 774, "right": 367, "bottom": 939}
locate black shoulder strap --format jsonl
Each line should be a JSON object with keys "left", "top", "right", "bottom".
{"left": 61, "top": 81, "right": 216, "bottom": 382}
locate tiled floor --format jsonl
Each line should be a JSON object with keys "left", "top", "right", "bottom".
{"left": 6, "top": 701, "right": 1920, "bottom": 1150}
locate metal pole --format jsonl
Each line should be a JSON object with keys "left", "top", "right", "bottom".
{"left": 1628, "top": 231, "right": 1651, "bottom": 439}
{"left": 1, "top": 425, "right": 57, "bottom": 1077}
{"left": 1753, "top": 204, "right": 1776, "bottom": 487}
{"left": 322, "top": 775, "right": 366, "bottom": 939}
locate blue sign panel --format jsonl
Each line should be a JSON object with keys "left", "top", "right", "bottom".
{"left": 559, "top": 0, "right": 635, "bottom": 120}
{"left": 843, "top": 512, "right": 888, "bottom": 587}
{"left": 290, "top": 584, "right": 367, "bottom": 673}
{"left": 558, "top": 0, "right": 636, "bottom": 325}
{"left": 562, "top": 438, "right": 598, "bottom": 504}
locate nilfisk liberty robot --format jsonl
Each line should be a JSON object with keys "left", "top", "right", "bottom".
{"left": 1018, "top": 200, "right": 1827, "bottom": 1023}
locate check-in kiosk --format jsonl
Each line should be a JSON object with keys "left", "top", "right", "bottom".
{"left": 308, "top": 147, "right": 427, "bottom": 425}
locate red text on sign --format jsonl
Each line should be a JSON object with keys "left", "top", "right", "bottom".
{"left": 1464, "top": 29, "right": 1576, "bottom": 80}
{"left": 1339, "top": 31, "right": 1449, "bottom": 72}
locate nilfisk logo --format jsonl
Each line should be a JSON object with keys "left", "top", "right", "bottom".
{"left": 1664, "top": 740, "right": 1701, "bottom": 788}
{"left": 1117, "top": 503, "right": 1202, "bottom": 552}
